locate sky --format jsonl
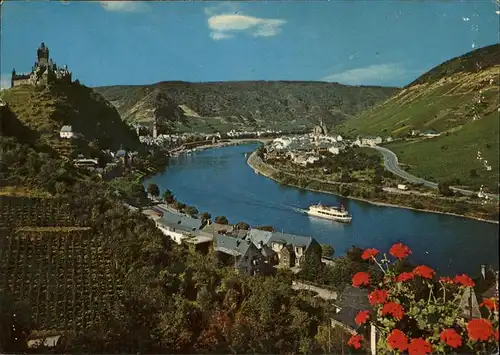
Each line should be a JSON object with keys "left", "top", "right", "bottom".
{"left": 1, "top": 0, "right": 499, "bottom": 89}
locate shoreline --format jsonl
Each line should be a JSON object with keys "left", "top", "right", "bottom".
{"left": 246, "top": 150, "right": 499, "bottom": 225}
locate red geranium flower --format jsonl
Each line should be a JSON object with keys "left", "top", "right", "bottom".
{"left": 387, "top": 329, "right": 408, "bottom": 351}
{"left": 354, "top": 310, "right": 370, "bottom": 326}
{"left": 408, "top": 338, "right": 432, "bottom": 355}
{"left": 454, "top": 274, "right": 475, "bottom": 287}
{"left": 440, "top": 329, "right": 462, "bottom": 348}
{"left": 440, "top": 276, "right": 454, "bottom": 284}
{"left": 467, "top": 318, "right": 494, "bottom": 341}
{"left": 396, "top": 272, "right": 415, "bottom": 282}
{"left": 347, "top": 334, "right": 363, "bottom": 349}
{"left": 413, "top": 265, "right": 436, "bottom": 279}
{"left": 389, "top": 243, "right": 412, "bottom": 259}
{"left": 361, "top": 248, "right": 379, "bottom": 260}
{"left": 368, "top": 289, "right": 388, "bottom": 306}
{"left": 352, "top": 272, "right": 370, "bottom": 287}
{"left": 381, "top": 302, "right": 405, "bottom": 320}
{"left": 480, "top": 298, "right": 499, "bottom": 312}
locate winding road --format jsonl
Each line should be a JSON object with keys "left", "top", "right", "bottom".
{"left": 367, "top": 145, "right": 499, "bottom": 200}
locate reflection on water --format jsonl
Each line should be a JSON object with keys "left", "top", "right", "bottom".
{"left": 146, "top": 143, "right": 499, "bottom": 276}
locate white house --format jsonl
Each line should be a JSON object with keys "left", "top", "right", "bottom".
{"left": 336, "top": 135, "right": 343, "bottom": 142}
{"left": 27, "top": 335, "right": 61, "bottom": 349}
{"left": 361, "top": 136, "right": 383, "bottom": 146}
{"left": 397, "top": 184, "right": 408, "bottom": 191}
{"left": 60, "top": 125, "right": 74, "bottom": 139}
{"left": 421, "top": 130, "right": 440, "bottom": 138}
{"left": 385, "top": 137, "right": 394, "bottom": 143}
{"left": 306, "top": 156, "right": 320, "bottom": 165}
{"left": 328, "top": 145, "right": 340, "bottom": 155}
{"left": 155, "top": 209, "right": 203, "bottom": 245}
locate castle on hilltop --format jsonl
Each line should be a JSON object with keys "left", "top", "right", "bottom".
{"left": 11, "top": 42, "right": 72, "bottom": 88}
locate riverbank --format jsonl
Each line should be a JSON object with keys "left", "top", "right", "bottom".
{"left": 247, "top": 150, "right": 499, "bottom": 224}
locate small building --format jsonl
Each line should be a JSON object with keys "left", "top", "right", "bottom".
{"left": 184, "top": 234, "right": 213, "bottom": 254}
{"left": 27, "top": 334, "right": 62, "bottom": 349}
{"left": 422, "top": 130, "right": 440, "bottom": 138}
{"left": 155, "top": 209, "right": 203, "bottom": 244}
{"left": 397, "top": 184, "right": 408, "bottom": 191}
{"left": 202, "top": 222, "right": 234, "bottom": 236}
{"left": 361, "top": 136, "right": 383, "bottom": 146}
{"left": 214, "top": 234, "right": 264, "bottom": 275}
{"left": 60, "top": 125, "right": 74, "bottom": 139}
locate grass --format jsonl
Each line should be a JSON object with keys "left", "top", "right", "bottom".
{"left": 385, "top": 110, "right": 499, "bottom": 192}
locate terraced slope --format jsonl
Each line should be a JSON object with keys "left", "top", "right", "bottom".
{"left": 338, "top": 44, "right": 500, "bottom": 192}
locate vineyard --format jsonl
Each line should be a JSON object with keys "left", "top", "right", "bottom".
{"left": 0, "top": 196, "right": 123, "bottom": 334}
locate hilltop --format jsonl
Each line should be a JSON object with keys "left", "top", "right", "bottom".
{"left": 1, "top": 82, "right": 143, "bottom": 157}
{"left": 338, "top": 44, "right": 500, "bottom": 192}
{"left": 94, "top": 81, "right": 398, "bottom": 133}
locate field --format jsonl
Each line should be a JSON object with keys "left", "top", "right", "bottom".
{"left": 385, "top": 110, "right": 499, "bottom": 192}
{"left": 0, "top": 197, "right": 122, "bottom": 334}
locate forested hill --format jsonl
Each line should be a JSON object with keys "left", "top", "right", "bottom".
{"left": 94, "top": 81, "right": 398, "bottom": 133}
{"left": 1, "top": 82, "right": 142, "bottom": 155}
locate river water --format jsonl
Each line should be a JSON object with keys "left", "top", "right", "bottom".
{"left": 145, "top": 143, "right": 499, "bottom": 277}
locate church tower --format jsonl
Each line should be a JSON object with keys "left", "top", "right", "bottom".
{"left": 37, "top": 42, "right": 49, "bottom": 68}
{"left": 153, "top": 118, "right": 158, "bottom": 139}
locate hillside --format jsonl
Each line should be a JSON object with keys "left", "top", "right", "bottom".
{"left": 1, "top": 82, "right": 142, "bottom": 156}
{"left": 338, "top": 44, "right": 500, "bottom": 192}
{"left": 94, "top": 81, "right": 398, "bottom": 133}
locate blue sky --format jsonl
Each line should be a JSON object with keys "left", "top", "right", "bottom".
{"left": 1, "top": 0, "right": 499, "bottom": 89}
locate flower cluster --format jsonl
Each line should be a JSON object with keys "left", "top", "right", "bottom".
{"left": 346, "top": 243, "right": 499, "bottom": 354}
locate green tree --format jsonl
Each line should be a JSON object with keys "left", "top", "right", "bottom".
{"left": 234, "top": 222, "right": 250, "bottom": 230}
{"left": 214, "top": 216, "right": 229, "bottom": 225}
{"left": 321, "top": 244, "right": 334, "bottom": 258}
{"left": 184, "top": 206, "right": 198, "bottom": 217}
{"left": 163, "top": 189, "right": 175, "bottom": 203}
{"left": 147, "top": 183, "right": 160, "bottom": 198}
{"left": 438, "top": 181, "right": 453, "bottom": 196}
{"left": 0, "top": 292, "right": 32, "bottom": 353}
{"left": 254, "top": 225, "right": 275, "bottom": 232}
{"left": 200, "top": 212, "right": 211, "bottom": 221}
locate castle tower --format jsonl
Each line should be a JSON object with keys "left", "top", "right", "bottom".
{"left": 37, "top": 42, "right": 49, "bottom": 68}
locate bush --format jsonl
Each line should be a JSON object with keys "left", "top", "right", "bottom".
{"left": 214, "top": 216, "right": 229, "bottom": 225}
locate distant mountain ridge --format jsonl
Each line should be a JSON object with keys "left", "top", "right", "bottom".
{"left": 94, "top": 81, "right": 399, "bottom": 133}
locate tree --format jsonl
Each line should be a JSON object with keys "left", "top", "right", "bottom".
{"left": 214, "top": 216, "right": 229, "bottom": 225}
{"left": 184, "top": 206, "right": 198, "bottom": 217}
{"left": 438, "top": 181, "right": 453, "bottom": 196}
{"left": 0, "top": 292, "right": 32, "bottom": 353}
{"left": 234, "top": 222, "right": 250, "bottom": 230}
{"left": 147, "top": 183, "right": 160, "bottom": 198}
{"left": 163, "top": 189, "right": 175, "bottom": 204}
{"left": 321, "top": 244, "right": 334, "bottom": 258}
{"left": 254, "top": 225, "right": 275, "bottom": 232}
{"left": 200, "top": 212, "right": 211, "bottom": 221}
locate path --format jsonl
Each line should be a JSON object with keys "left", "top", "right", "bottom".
{"left": 367, "top": 145, "right": 499, "bottom": 200}
{"left": 292, "top": 281, "right": 338, "bottom": 300}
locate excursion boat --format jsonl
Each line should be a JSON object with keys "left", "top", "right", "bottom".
{"left": 307, "top": 203, "right": 352, "bottom": 223}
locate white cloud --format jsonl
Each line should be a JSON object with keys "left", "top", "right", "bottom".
{"left": 99, "top": 1, "right": 149, "bottom": 13}
{"left": 205, "top": 4, "right": 286, "bottom": 40}
{"left": 322, "top": 63, "right": 410, "bottom": 86}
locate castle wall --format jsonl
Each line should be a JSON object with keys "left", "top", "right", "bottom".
{"left": 11, "top": 77, "right": 31, "bottom": 88}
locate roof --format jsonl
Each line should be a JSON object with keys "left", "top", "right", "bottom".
{"left": 245, "top": 228, "right": 273, "bottom": 246}
{"left": 116, "top": 149, "right": 127, "bottom": 157}
{"left": 337, "top": 286, "right": 370, "bottom": 310}
{"left": 269, "top": 231, "right": 313, "bottom": 249}
{"left": 260, "top": 244, "right": 276, "bottom": 258}
{"left": 215, "top": 233, "right": 253, "bottom": 257}
{"left": 184, "top": 235, "right": 213, "bottom": 245}
{"left": 234, "top": 229, "right": 249, "bottom": 239}
{"left": 156, "top": 209, "right": 202, "bottom": 233}
{"left": 331, "top": 306, "right": 363, "bottom": 330}
{"left": 60, "top": 125, "right": 72, "bottom": 132}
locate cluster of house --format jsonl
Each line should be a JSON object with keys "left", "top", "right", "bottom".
{"left": 266, "top": 124, "right": 394, "bottom": 167}
{"left": 142, "top": 205, "right": 321, "bottom": 276}
{"left": 226, "top": 128, "right": 283, "bottom": 138}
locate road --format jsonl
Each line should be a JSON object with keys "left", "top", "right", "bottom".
{"left": 367, "top": 145, "right": 499, "bottom": 200}
{"left": 292, "top": 281, "right": 338, "bottom": 301}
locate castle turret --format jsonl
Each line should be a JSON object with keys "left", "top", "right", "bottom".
{"left": 37, "top": 42, "right": 49, "bottom": 68}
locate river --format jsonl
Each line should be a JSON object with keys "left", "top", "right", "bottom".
{"left": 145, "top": 143, "right": 499, "bottom": 277}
